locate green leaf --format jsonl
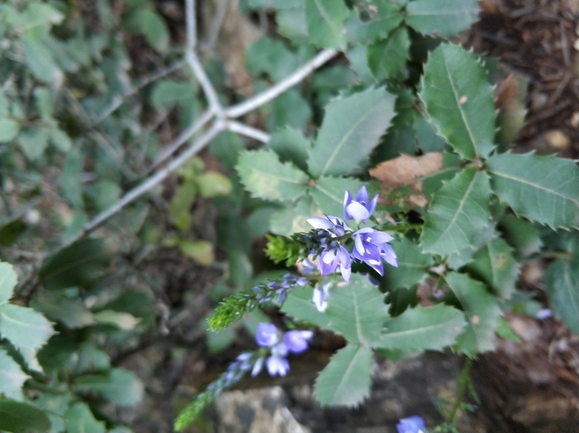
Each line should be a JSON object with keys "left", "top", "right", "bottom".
{"left": 93, "top": 310, "right": 141, "bottom": 331}
{"left": 17, "top": 127, "right": 50, "bottom": 161}
{"left": 281, "top": 284, "right": 332, "bottom": 329}
{"left": 325, "top": 274, "right": 388, "bottom": 345}
{"left": 49, "top": 127, "right": 72, "bottom": 152}
{"left": 21, "top": 36, "right": 63, "bottom": 84}
{"left": 413, "top": 114, "right": 448, "bottom": 153}
{"left": 237, "top": 149, "right": 309, "bottom": 202}
{"left": 0, "top": 262, "right": 17, "bottom": 304}
{"left": 75, "top": 368, "right": 144, "bottom": 406}
{"left": 34, "top": 392, "right": 72, "bottom": 433}
{"left": 179, "top": 240, "right": 215, "bottom": 266}
{"left": 0, "top": 220, "right": 26, "bottom": 247}
{"left": 466, "top": 238, "right": 519, "bottom": 299}
{"left": 499, "top": 214, "right": 542, "bottom": 259}
{"left": 38, "top": 239, "right": 110, "bottom": 290}
{"left": 0, "top": 399, "right": 51, "bottom": 433}
{"left": 406, "top": 0, "right": 480, "bottom": 38}
{"left": 248, "top": 0, "right": 302, "bottom": 9}
{"left": 444, "top": 272, "right": 501, "bottom": 355}
{"left": 61, "top": 148, "right": 84, "bottom": 209}
{"left": 266, "top": 89, "right": 312, "bottom": 132}
{"left": 419, "top": 43, "right": 495, "bottom": 160}
{"left": 309, "top": 177, "right": 364, "bottom": 218}
{"left": 367, "top": 27, "right": 410, "bottom": 80}
{"left": 268, "top": 127, "right": 311, "bottom": 172}
{"left": 197, "top": 172, "right": 232, "bottom": 197}
{"left": 345, "top": 0, "right": 403, "bottom": 43}
{"left": 305, "top": 0, "right": 350, "bottom": 49}
{"left": 150, "top": 80, "right": 197, "bottom": 111}
{"left": 125, "top": 9, "right": 169, "bottom": 52}
{"left": 0, "top": 118, "right": 20, "bottom": 143}
{"left": 486, "top": 152, "right": 579, "bottom": 229}
{"left": 0, "top": 349, "right": 29, "bottom": 399}
{"left": 30, "top": 296, "right": 95, "bottom": 329}
{"left": 308, "top": 88, "right": 396, "bottom": 178}
{"left": 277, "top": 7, "right": 308, "bottom": 41}
{"left": 270, "top": 195, "right": 320, "bottom": 235}
{"left": 34, "top": 87, "right": 53, "bottom": 121}
{"left": 314, "top": 345, "right": 373, "bottom": 406}
{"left": 544, "top": 236, "right": 579, "bottom": 333}
{"left": 382, "top": 237, "right": 433, "bottom": 289}
{"left": 375, "top": 305, "right": 466, "bottom": 351}
{"left": 420, "top": 168, "right": 492, "bottom": 256}
{"left": 64, "top": 402, "right": 105, "bottom": 433}
{"left": 246, "top": 38, "right": 298, "bottom": 81}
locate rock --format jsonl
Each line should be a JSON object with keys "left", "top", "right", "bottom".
{"left": 544, "top": 129, "right": 570, "bottom": 149}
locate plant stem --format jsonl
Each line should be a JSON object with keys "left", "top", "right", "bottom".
{"left": 448, "top": 357, "right": 473, "bottom": 424}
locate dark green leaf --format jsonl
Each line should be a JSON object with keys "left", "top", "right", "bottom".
{"left": 75, "top": 368, "right": 144, "bottom": 406}
{"left": 406, "top": 0, "right": 480, "bottom": 38}
{"left": 345, "top": 0, "right": 403, "bottom": 43}
{"left": 499, "top": 214, "right": 542, "bottom": 259}
{"left": 382, "top": 237, "right": 433, "bottom": 289}
{"left": 281, "top": 284, "right": 332, "bottom": 330}
{"left": 305, "top": 0, "right": 350, "bottom": 49}
{"left": 367, "top": 27, "right": 410, "bottom": 79}
{"left": 0, "top": 399, "right": 51, "bottom": 433}
{"left": 266, "top": 89, "right": 312, "bottom": 132}
{"left": 64, "top": 402, "right": 105, "bottom": 433}
{"left": 125, "top": 9, "right": 169, "bottom": 52}
{"left": 0, "top": 220, "right": 26, "bottom": 247}
{"left": 268, "top": 127, "right": 311, "bottom": 172}
{"left": 246, "top": 38, "right": 297, "bottom": 81}
{"left": 30, "top": 296, "right": 95, "bottom": 329}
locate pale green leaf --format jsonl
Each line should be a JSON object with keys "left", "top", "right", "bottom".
{"left": 419, "top": 43, "right": 495, "bottom": 160}
{"left": 277, "top": 7, "right": 308, "bottom": 40}
{"left": 18, "top": 127, "right": 50, "bottom": 161}
{"left": 345, "top": 0, "right": 403, "bottom": 43}
{"left": 382, "top": 237, "right": 433, "bottom": 289}
{"left": 197, "top": 172, "right": 232, "bottom": 197}
{"left": 248, "top": 0, "right": 302, "bottom": 9}
{"left": 281, "top": 284, "right": 332, "bottom": 330}
{"left": 179, "top": 240, "right": 215, "bottom": 266}
{"left": 375, "top": 305, "right": 466, "bottom": 350}
{"left": 314, "top": 345, "right": 373, "bottom": 406}
{"left": 466, "top": 238, "right": 519, "bottom": 299}
{"left": 0, "top": 349, "right": 29, "bottom": 400}
{"left": 268, "top": 127, "right": 311, "bottom": 172}
{"left": 75, "top": 368, "right": 144, "bottom": 406}
{"left": 406, "top": 0, "right": 480, "bottom": 38}
{"left": 64, "top": 402, "right": 106, "bottom": 433}
{"left": 325, "top": 274, "right": 388, "bottom": 345}
{"left": 0, "top": 399, "right": 51, "bottom": 433}
{"left": 150, "top": 80, "right": 197, "bottom": 111}
{"left": 34, "top": 392, "right": 73, "bottom": 433}
{"left": 444, "top": 272, "right": 501, "bottom": 355}
{"left": 305, "top": 0, "right": 350, "bottom": 49}
{"left": 367, "top": 27, "right": 410, "bottom": 79}
{"left": 237, "top": 150, "right": 309, "bottom": 202}
{"left": 308, "top": 88, "right": 396, "bottom": 177}
{"left": 0, "top": 118, "right": 20, "bottom": 143}
{"left": 61, "top": 148, "right": 84, "bottom": 209}
{"left": 309, "top": 177, "right": 364, "bottom": 218}
{"left": 0, "top": 304, "right": 55, "bottom": 351}
{"left": 486, "top": 152, "right": 579, "bottom": 229}
{"left": 34, "top": 88, "right": 53, "bottom": 120}
{"left": 270, "top": 195, "right": 320, "bottom": 235}
{"left": 49, "top": 128, "right": 72, "bottom": 152}
{"left": 126, "top": 9, "right": 169, "bottom": 52}
{"left": 93, "top": 310, "right": 140, "bottom": 331}
{"left": 544, "top": 236, "right": 579, "bottom": 333}
{"left": 21, "top": 36, "right": 63, "bottom": 85}
{"left": 0, "top": 262, "right": 17, "bottom": 304}
{"left": 420, "top": 168, "right": 492, "bottom": 256}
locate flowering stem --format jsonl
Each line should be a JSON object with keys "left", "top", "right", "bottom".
{"left": 447, "top": 357, "right": 473, "bottom": 424}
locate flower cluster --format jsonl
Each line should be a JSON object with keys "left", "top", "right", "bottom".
{"left": 397, "top": 416, "right": 427, "bottom": 433}
{"left": 306, "top": 186, "right": 398, "bottom": 284}
{"left": 251, "top": 273, "right": 308, "bottom": 304}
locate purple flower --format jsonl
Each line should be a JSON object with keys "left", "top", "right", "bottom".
{"left": 396, "top": 416, "right": 427, "bottom": 433}
{"left": 319, "top": 244, "right": 352, "bottom": 282}
{"left": 351, "top": 227, "right": 397, "bottom": 275}
{"left": 251, "top": 357, "right": 264, "bottom": 377}
{"left": 344, "top": 186, "right": 378, "bottom": 223}
{"left": 283, "top": 330, "right": 313, "bottom": 354}
{"left": 307, "top": 215, "right": 349, "bottom": 237}
{"left": 255, "top": 323, "right": 279, "bottom": 347}
{"left": 313, "top": 283, "right": 330, "bottom": 312}
{"left": 266, "top": 355, "right": 290, "bottom": 377}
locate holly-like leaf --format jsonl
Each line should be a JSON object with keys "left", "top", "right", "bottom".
{"left": 305, "top": 0, "right": 350, "bottom": 49}
{"left": 486, "top": 152, "right": 579, "bottom": 229}
{"left": 406, "top": 0, "right": 480, "bottom": 38}
{"left": 367, "top": 27, "right": 410, "bottom": 80}
{"left": 281, "top": 285, "right": 332, "bottom": 329}
{"left": 64, "top": 402, "right": 105, "bottom": 433}
{"left": 237, "top": 150, "right": 309, "bottom": 202}
{"left": 0, "top": 349, "right": 29, "bottom": 400}
{"left": 314, "top": 345, "right": 373, "bottom": 406}
{"left": 325, "top": 274, "right": 389, "bottom": 345}
{"left": 308, "top": 88, "right": 396, "bottom": 178}
{"left": 0, "top": 262, "right": 17, "bottom": 304}
{"left": 309, "top": 176, "right": 364, "bottom": 218}
{"left": 75, "top": 368, "right": 144, "bottom": 406}
{"left": 544, "top": 235, "right": 579, "bottom": 333}
{"left": 420, "top": 168, "right": 492, "bottom": 256}
{"left": 466, "top": 238, "right": 519, "bottom": 299}
{"left": 444, "top": 272, "right": 501, "bottom": 355}
{"left": 268, "top": 127, "right": 311, "bottom": 172}
{"left": 345, "top": 0, "right": 403, "bottom": 43}
{"left": 382, "top": 237, "right": 433, "bottom": 289}
{"left": 375, "top": 305, "right": 466, "bottom": 351}
{"left": 419, "top": 44, "right": 495, "bottom": 160}
{"left": 0, "top": 399, "right": 51, "bottom": 433}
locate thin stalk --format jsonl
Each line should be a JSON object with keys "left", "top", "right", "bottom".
{"left": 448, "top": 357, "right": 473, "bottom": 424}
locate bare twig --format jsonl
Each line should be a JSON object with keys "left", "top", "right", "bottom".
{"left": 225, "top": 48, "right": 338, "bottom": 118}
{"left": 226, "top": 121, "right": 270, "bottom": 143}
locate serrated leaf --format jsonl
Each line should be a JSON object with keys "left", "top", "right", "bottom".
{"left": 64, "top": 402, "right": 105, "bottom": 433}
{"left": 237, "top": 150, "right": 309, "bottom": 202}
{"left": 308, "top": 88, "right": 396, "bottom": 177}
{"left": 544, "top": 236, "right": 579, "bottom": 333}
{"left": 382, "top": 237, "right": 433, "bottom": 289}
{"left": 281, "top": 285, "right": 332, "bottom": 329}
{"left": 305, "top": 0, "right": 350, "bottom": 49}
{"left": 375, "top": 305, "right": 466, "bottom": 350}
{"left": 325, "top": 274, "right": 388, "bottom": 345}
{"left": 420, "top": 168, "right": 492, "bottom": 256}
{"left": 270, "top": 195, "right": 320, "bottom": 236}
{"left": 309, "top": 177, "right": 364, "bottom": 217}
{"left": 486, "top": 152, "right": 579, "bottom": 229}
{"left": 268, "top": 127, "right": 311, "bottom": 172}
{"left": 0, "top": 349, "right": 29, "bottom": 400}
{"left": 0, "top": 262, "right": 17, "bottom": 304}
{"left": 0, "top": 399, "right": 51, "bottom": 433}
{"left": 466, "top": 238, "right": 519, "bottom": 299}
{"left": 345, "top": 0, "right": 403, "bottom": 43}
{"left": 446, "top": 220, "right": 497, "bottom": 270}
{"left": 314, "top": 345, "right": 373, "bottom": 406}
{"left": 75, "top": 369, "right": 144, "bottom": 406}
{"left": 419, "top": 44, "right": 495, "bottom": 160}
{"left": 367, "top": 27, "right": 410, "bottom": 80}
{"left": 444, "top": 272, "right": 501, "bottom": 355}
{"left": 406, "top": 0, "right": 480, "bottom": 38}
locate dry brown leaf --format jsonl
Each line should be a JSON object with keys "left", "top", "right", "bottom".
{"left": 370, "top": 153, "right": 443, "bottom": 188}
